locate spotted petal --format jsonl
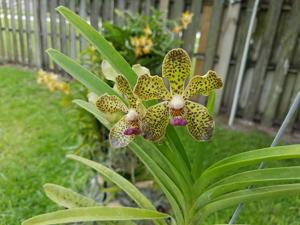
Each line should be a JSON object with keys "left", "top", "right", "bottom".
{"left": 110, "top": 116, "right": 134, "bottom": 148}
{"left": 184, "top": 70, "right": 223, "bottom": 98}
{"left": 116, "top": 75, "right": 137, "bottom": 108}
{"left": 134, "top": 74, "right": 171, "bottom": 101}
{"left": 162, "top": 48, "right": 191, "bottom": 95}
{"left": 142, "top": 101, "right": 169, "bottom": 141}
{"left": 96, "top": 94, "right": 128, "bottom": 113}
{"left": 184, "top": 100, "right": 214, "bottom": 141}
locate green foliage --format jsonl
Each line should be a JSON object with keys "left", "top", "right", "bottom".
{"left": 23, "top": 6, "right": 300, "bottom": 225}
{"left": 80, "top": 8, "right": 182, "bottom": 76}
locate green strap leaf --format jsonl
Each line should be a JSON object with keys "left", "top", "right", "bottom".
{"left": 199, "top": 183, "right": 300, "bottom": 218}
{"left": 206, "top": 91, "right": 216, "bottom": 115}
{"left": 193, "top": 166, "right": 300, "bottom": 211}
{"left": 195, "top": 144, "right": 300, "bottom": 193}
{"left": 47, "top": 49, "right": 118, "bottom": 97}
{"left": 56, "top": 6, "right": 137, "bottom": 87}
{"left": 44, "top": 183, "right": 99, "bottom": 208}
{"left": 67, "top": 154, "right": 155, "bottom": 211}
{"left": 22, "top": 207, "right": 169, "bottom": 225}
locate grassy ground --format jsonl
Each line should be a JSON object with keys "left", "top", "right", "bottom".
{"left": 0, "top": 66, "right": 92, "bottom": 224}
{"left": 0, "top": 66, "right": 299, "bottom": 224}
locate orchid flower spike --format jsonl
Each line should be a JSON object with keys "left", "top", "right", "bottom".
{"left": 134, "top": 48, "right": 223, "bottom": 141}
{"left": 96, "top": 75, "right": 146, "bottom": 148}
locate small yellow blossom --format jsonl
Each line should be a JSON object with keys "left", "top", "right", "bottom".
{"left": 181, "top": 11, "right": 193, "bottom": 29}
{"left": 130, "top": 35, "right": 153, "bottom": 56}
{"left": 37, "top": 70, "right": 70, "bottom": 95}
{"left": 172, "top": 25, "right": 183, "bottom": 33}
{"left": 144, "top": 25, "right": 152, "bottom": 36}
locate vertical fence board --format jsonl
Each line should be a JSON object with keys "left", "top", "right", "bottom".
{"left": 214, "top": 2, "right": 241, "bottom": 113}
{"left": 142, "top": 0, "right": 153, "bottom": 16}
{"left": 159, "top": 0, "right": 170, "bottom": 20}
{"left": 79, "top": 0, "right": 87, "bottom": 51}
{"left": 262, "top": 0, "right": 300, "bottom": 126}
{"left": 0, "top": 3, "right": 5, "bottom": 61}
{"left": 2, "top": 0, "right": 11, "bottom": 60}
{"left": 69, "top": 0, "right": 77, "bottom": 59}
{"left": 40, "top": 0, "right": 48, "bottom": 68}
{"left": 169, "top": 0, "right": 184, "bottom": 20}
{"left": 33, "top": 0, "right": 42, "bottom": 67}
{"left": 90, "top": 0, "right": 101, "bottom": 29}
{"left": 103, "top": 0, "right": 114, "bottom": 22}
{"left": 9, "top": 0, "right": 19, "bottom": 62}
{"left": 202, "top": 0, "right": 224, "bottom": 73}
{"left": 59, "top": 0, "right": 67, "bottom": 55}
{"left": 24, "top": 0, "right": 33, "bottom": 66}
{"left": 50, "top": 0, "right": 58, "bottom": 70}
{"left": 129, "top": 0, "right": 139, "bottom": 14}
{"left": 182, "top": 0, "right": 203, "bottom": 56}
{"left": 244, "top": 0, "right": 284, "bottom": 120}
{"left": 16, "top": 0, "right": 25, "bottom": 64}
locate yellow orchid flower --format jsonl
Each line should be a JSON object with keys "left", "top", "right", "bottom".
{"left": 144, "top": 25, "right": 152, "bottom": 36}
{"left": 134, "top": 48, "right": 223, "bottom": 141}
{"left": 96, "top": 75, "right": 146, "bottom": 148}
{"left": 181, "top": 11, "right": 193, "bottom": 29}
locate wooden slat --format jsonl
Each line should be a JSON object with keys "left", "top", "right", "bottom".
{"left": 202, "top": 0, "right": 225, "bottom": 73}
{"left": 103, "top": 0, "right": 114, "bottom": 22}
{"left": 0, "top": 4, "right": 6, "bottom": 61}
{"left": 142, "top": 0, "right": 153, "bottom": 16}
{"left": 244, "top": 0, "right": 284, "bottom": 120}
{"left": 59, "top": 0, "right": 67, "bottom": 55}
{"left": 90, "top": 0, "right": 101, "bottom": 29}
{"left": 16, "top": 0, "right": 25, "bottom": 64}
{"left": 9, "top": 0, "right": 19, "bottom": 63}
{"left": 2, "top": 0, "right": 12, "bottom": 61}
{"left": 182, "top": 0, "right": 203, "bottom": 56}
{"left": 214, "top": 2, "right": 241, "bottom": 113}
{"left": 169, "top": 0, "right": 184, "bottom": 20}
{"left": 69, "top": 0, "right": 77, "bottom": 59}
{"left": 24, "top": 0, "right": 33, "bottom": 66}
{"left": 194, "top": 4, "right": 213, "bottom": 75}
{"left": 262, "top": 0, "right": 300, "bottom": 126}
{"left": 50, "top": 0, "right": 58, "bottom": 70}
{"left": 115, "top": 0, "right": 126, "bottom": 25}
{"left": 129, "top": 0, "right": 140, "bottom": 14}
{"left": 79, "top": 0, "right": 87, "bottom": 51}
{"left": 159, "top": 0, "right": 170, "bottom": 20}
{"left": 222, "top": 0, "right": 256, "bottom": 112}
{"left": 32, "top": 0, "right": 42, "bottom": 67}
{"left": 40, "top": 0, "right": 48, "bottom": 68}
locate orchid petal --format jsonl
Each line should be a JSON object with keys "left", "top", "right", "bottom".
{"left": 142, "top": 101, "right": 169, "bottom": 141}
{"left": 184, "top": 70, "right": 223, "bottom": 98}
{"left": 96, "top": 94, "right": 128, "bottom": 113}
{"left": 134, "top": 74, "right": 171, "bottom": 101}
{"left": 116, "top": 75, "right": 137, "bottom": 108}
{"left": 110, "top": 116, "right": 134, "bottom": 148}
{"left": 184, "top": 100, "right": 214, "bottom": 141}
{"left": 162, "top": 48, "right": 191, "bottom": 95}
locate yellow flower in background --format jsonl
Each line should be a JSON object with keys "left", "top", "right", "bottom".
{"left": 180, "top": 11, "right": 193, "bottom": 29}
{"left": 144, "top": 25, "right": 152, "bottom": 36}
{"left": 37, "top": 70, "right": 70, "bottom": 95}
{"left": 130, "top": 35, "right": 153, "bottom": 56}
{"left": 172, "top": 25, "right": 183, "bottom": 33}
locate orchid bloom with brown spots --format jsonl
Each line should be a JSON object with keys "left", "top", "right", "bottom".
{"left": 134, "top": 48, "right": 223, "bottom": 141}
{"left": 96, "top": 75, "right": 146, "bottom": 148}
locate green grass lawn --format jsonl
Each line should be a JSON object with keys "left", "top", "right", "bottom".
{"left": 0, "top": 66, "right": 92, "bottom": 224}
{"left": 0, "top": 66, "right": 299, "bottom": 224}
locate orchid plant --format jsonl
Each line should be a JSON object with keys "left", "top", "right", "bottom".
{"left": 23, "top": 7, "right": 300, "bottom": 225}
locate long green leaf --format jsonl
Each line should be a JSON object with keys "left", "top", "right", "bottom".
{"left": 56, "top": 6, "right": 137, "bottom": 86}
{"left": 44, "top": 183, "right": 99, "bottom": 208}
{"left": 206, "top": 91, "right": 216, "bottom": 115}
{"left": 47, "top": 49, "right": 119, "bottom": 97}
{"left": 199, "top": 183, "right": 300, "bottom": 218}
{"left": 193, "top": 166, "right": 300, "bottom": 211}
{"left": 195, "top": 144, "right": 300, "bottom": 193}
{"left": 67, "top": 154, "right": 155, "bottom": 210}
{"left": 22, "top": 207, "right": 169, "bottom": 225}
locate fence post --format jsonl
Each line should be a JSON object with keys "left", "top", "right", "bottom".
{"left": 9, "top": 0, "right": 19, "bottom": 63}
{"left": 214, "top": 1, "right": 241, "bottom": 113}
{"left": 24, "top": 0, "right": 33, "bottom": 66}
{"left": 16, "top": 0, "right": 25, "bottom": 64}
{"left": 40, "top": 0, "right": 49, "bottom": 69}
{"left": 33, "top": 0, "right": 42, "bottom": 68}
{"left": 182, "top": 0, "right": 203, "bottom": 56}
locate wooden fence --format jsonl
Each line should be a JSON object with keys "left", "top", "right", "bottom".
{"left": 0, "top": 0, "right": 299, "bottom": 132}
